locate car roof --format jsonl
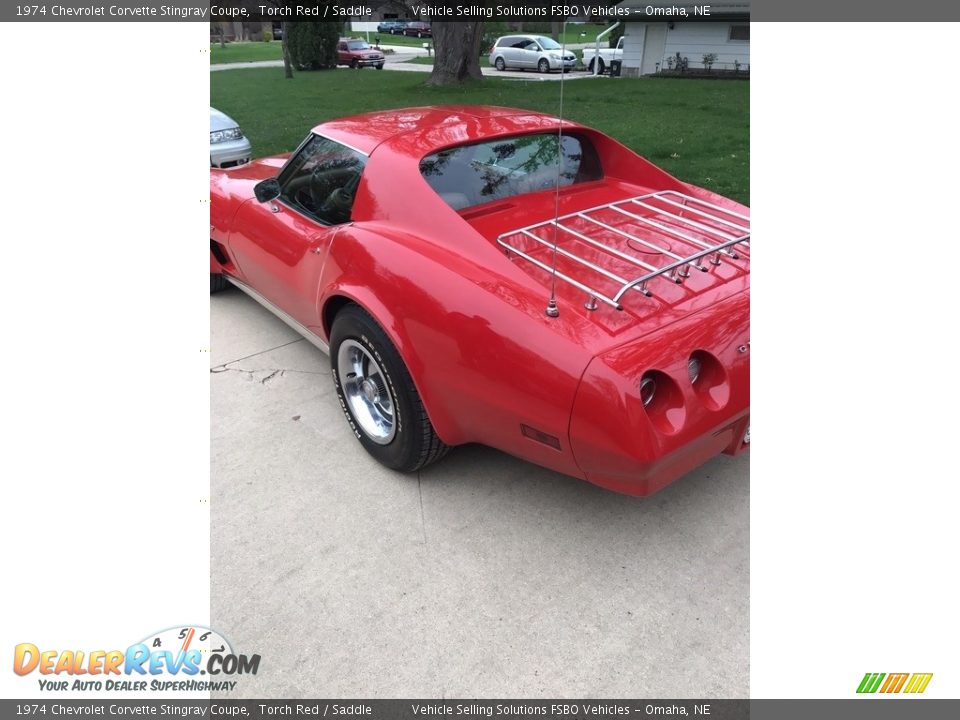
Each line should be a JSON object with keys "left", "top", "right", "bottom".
{"left": 311, "top": 105, "right": 576, "bottom": 157}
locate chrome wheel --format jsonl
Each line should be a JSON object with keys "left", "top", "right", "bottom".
{"left": 337, "top": 339, "right": 396, "bottom": 444}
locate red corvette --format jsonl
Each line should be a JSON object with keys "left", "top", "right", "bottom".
{"left": 210, "top": 106, "right": 749, "bottom": 496}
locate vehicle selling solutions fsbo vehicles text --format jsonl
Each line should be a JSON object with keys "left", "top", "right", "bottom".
{"left": 407, "top": 4, "right": 709, "bottom": 17}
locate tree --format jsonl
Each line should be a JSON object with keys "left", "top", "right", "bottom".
{"left": 287, "top": 22, "right": 341, "bottom": 70}
{"left": 258, "top": 1, "right": 301, "bottom": 79}
{"left": 281, "top": 21, "right": 292, "bottom": 79}
{"left": 427, "top": 22, "right": 483, "bottom": 85}
{"left": 211, "top": 20, "right": 227, "bottom": 49}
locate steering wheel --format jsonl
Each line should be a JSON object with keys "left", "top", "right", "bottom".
{"left": 309, "top": 166, "right": 334, "bottom": 209}
{"left": 321, "top": 173, "right": 362, "bottom": 223}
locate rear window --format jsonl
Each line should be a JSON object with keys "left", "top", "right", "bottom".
{"left": 420, "top": 133, "right": 602, "bottom": 211}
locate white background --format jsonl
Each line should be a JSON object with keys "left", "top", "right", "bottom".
{"left": 0, "top": 22, "right": 210, "bottom": 698}
{"left": 751, "top": 23, "right": 959, "bottom": 698}
{"left": 0, "top": 20, "right": 957, "bottom": 700}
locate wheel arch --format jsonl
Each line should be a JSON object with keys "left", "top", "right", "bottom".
{"left": 320, "top": 288, "right": 465, "bottom": 447}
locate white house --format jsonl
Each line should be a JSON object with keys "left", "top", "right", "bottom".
{"left": 617, "top": 2, "right": 750, "bottom": 76}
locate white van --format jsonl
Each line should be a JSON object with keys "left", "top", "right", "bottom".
{"left": 488, "top": 34, "right": 577, "bottom": 73}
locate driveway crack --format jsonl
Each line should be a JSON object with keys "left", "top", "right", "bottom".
{"left": 417, "top": 470, "right": 428, "bottom": 546}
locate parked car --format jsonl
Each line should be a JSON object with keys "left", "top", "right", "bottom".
{"left": 209, "top": 107, "right": 251, "bottom": 168}
{"left": 581, "top": 36, "right": 625, "bottom": 75}
{"left": 376, "top": 20, "right": 406, "bottom": 34}
{"left": 336, "top": 38, "right": 385, "bottom": 69}
{"left": 489, "top": 34, "right": 577, "bottom": 73}
{"left": 403, "top": 21, "right": 431, "bottom": 38}
{"left": 209, "top": 106, "right": 750, "bottom": 497}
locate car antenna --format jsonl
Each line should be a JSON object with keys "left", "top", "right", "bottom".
{"left": 545, "top": 21, "right": 568, "bottom": 319}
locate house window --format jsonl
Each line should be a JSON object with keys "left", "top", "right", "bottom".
{"left": 729, "top": 25, "right": 750, "bottom": 42}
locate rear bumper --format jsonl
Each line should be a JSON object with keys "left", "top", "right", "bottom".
{"left": 580, "top": 413, "right": 749, "bottom": 496}
{"left": 569, "top": 289, "right": 750, "bottom": 496}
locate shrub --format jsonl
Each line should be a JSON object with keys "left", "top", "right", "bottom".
{"left": 480, "top": 21, "right": 509, "bottom": 55}
{"left": 261, "top": 29, "right": 272, "bottom": 42}
{"left": 287, "top": 22, "right": 342, "bottom": 70}
{"left": 609, "top": 23, "right": 625, "bottom": 49}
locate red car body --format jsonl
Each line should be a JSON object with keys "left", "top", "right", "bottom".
{"left": 336, "top": 38, "right": 385, "bottom": 69}
{"left": 210, "top": 106, "right": 749, "bottom": 497}
{"left": 403, "top": 22, "right": 431, "bottom": 38}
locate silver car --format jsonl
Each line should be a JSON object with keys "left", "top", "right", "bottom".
{"left": 210, "top": 107, "right": 252, "bottom": 168}
{"left": 489, "top": 34, "right": 577, "bottom": 73}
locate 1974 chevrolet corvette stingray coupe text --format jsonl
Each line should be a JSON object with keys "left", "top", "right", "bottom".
{"left": 210, "top": 106, "right": 750, "bottom": 496}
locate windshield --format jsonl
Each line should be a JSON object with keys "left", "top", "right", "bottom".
{"left": 420, "top": 133, "right": 603, "bottom": 211}
{"left": 536, "top": 37, "right": 562, "bottom": 50}
{"left": 347, "top": 41, "right": 370, "bottom": 50}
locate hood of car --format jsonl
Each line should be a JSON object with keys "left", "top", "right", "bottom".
{"left": 210, "top": 107, "right": 240, "bottom": 132}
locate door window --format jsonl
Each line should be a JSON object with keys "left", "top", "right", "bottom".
{"left": 278, "top": 134, "right": 367, "bottom": 226}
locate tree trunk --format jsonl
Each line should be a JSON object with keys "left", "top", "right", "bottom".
{"left": 426, "top": 22, "right": 483, "bottom": 86}
{"left": 551, "top": 21, "right": 561, "bottom": 42}
{"left": 218, "top": 23, "right": 225, "bottom": 49}
{"left": 281, "top": 21, "right": 293, "bottom": 79}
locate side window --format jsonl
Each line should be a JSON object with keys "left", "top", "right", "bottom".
{"left": 278, "top": 135, "right": 366, "bottom": 226}
{"left": 338, "top": 43, "right": 347, "bottom": 51}
{"left": 421, "top": 133, "right": 603, "bottom": 211}
{"left": 510, "top": 37, "right": 528, "bottom": 49}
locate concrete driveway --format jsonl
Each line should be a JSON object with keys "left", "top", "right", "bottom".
{"left": 210, "top": 287, "right": 749, "bottom": 697}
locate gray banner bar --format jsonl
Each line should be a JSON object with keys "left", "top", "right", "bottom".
{"left": 3, "top": 700, "right": 960, "bottom": 719}
{"left": 753, "top": 699, "right": 959, "bottom": 719}
{"left": 2, "top": 1, "right": 960, "bottom": 22}
{"left": 1, "top": 700, "right": 749, "bottom": 719}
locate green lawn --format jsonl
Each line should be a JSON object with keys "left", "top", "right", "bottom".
{"left": 210, "top": 42, "right": 282, "bottom": 65}
{"left": 211, "top": 69, "right": 749, "bottom": 204}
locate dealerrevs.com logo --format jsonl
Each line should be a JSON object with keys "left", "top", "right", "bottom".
{"left": 857, "top": 672, "right": 933, "bottom": 694}
{"left": 13, "top": 626, "right": 260, "bottom": 692}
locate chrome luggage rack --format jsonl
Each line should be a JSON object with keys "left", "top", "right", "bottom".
{"left": 496, "top": 190, "right": 750, "bottom": 311}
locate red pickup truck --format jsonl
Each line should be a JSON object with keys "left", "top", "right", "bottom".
{"left": 336, "top": 38, "right": 385, "bottom": 70}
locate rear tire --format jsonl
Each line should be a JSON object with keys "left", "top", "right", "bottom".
{"left": 494, "top": 56, "right": 506, "bottom": 71}
{"left": 590, "top": 58, "right": 606, "bottom": 75}
{"left": 330, "top": 304, "right": 448, "bottom": 473}
{"left": 210, "top": 274, "right": 229, "bottom": 293}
